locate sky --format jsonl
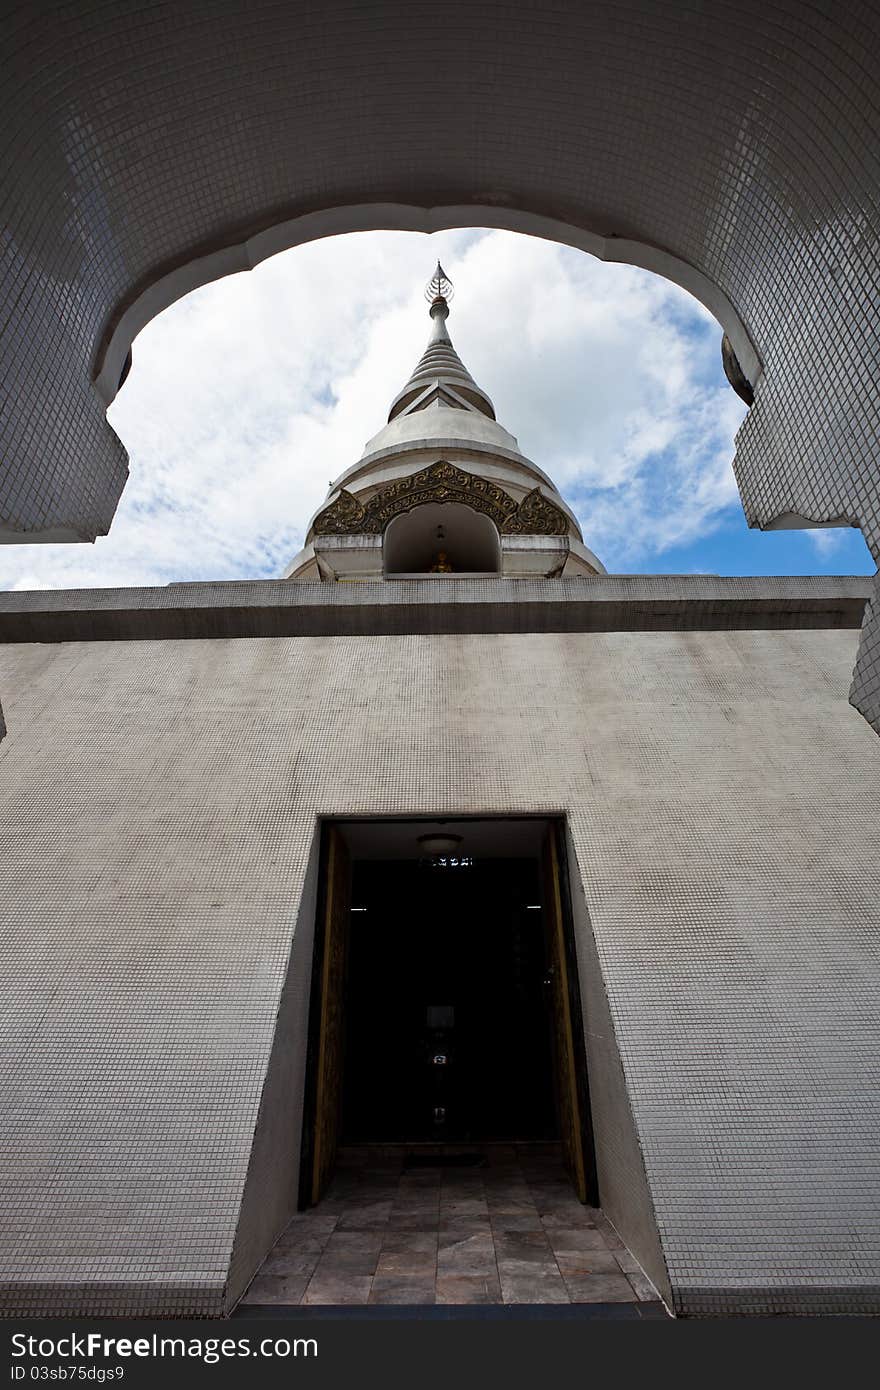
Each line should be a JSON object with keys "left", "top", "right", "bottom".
{"left": 1, "top": 227, "right": 874, "bottom": 590}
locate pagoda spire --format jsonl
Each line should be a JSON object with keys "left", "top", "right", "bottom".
{"left": 387, "top": 265, "right": 496, "bottom": 421}
{"left": 424, "top": 261, "right": 454, "bottom": 345}
{"left": 426, "top": 260, "right": 454, "bottom": 307}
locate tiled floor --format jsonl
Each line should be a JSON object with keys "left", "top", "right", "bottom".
{"left": 240, "top": 1144, "right": 661, "bottom": 1307}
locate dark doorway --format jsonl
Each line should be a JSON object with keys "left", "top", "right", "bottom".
{"left": 343, "top": 856, "right": 556, "bottom": 1143}
{"left": 299, "top": 818, "right": 597, "bottom": 1208}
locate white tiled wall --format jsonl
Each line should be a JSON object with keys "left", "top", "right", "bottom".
{"left": 0, "top": 626, "right": 878, "bottom": 1315}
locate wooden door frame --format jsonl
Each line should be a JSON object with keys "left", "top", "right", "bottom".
{"left": 546, "top": 818, "right": 599, "bottom": 1206}
{"left": 298, "top": 821, "right": 350, "bottom": 1209}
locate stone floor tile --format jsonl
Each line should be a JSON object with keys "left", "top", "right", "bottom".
{"left": 533, "top": 1187, "right": 589, "bottom": 1204}
{"left": 375, "top": 1249, "right": 437, "bottom": 1277}
{"left": 381, "top": 1230, "right": 438, "bottom": 1254}
{"left": 436, "top": 1228, "right": 497, "bottom": 1262}
{"left": 439, "top": 1216, "right": 492, "bottom": 1237}
{"left": 436, "top": 1273, "right": 503, "bottom": 1304}
{"left": 545, "top": 1226, "right": 609, "bottom": 1253}
{"left": 490, "top": 1211, "right": 544, "bottom": 1232}
{"left": 393, "top": 1200, "right": 441, "bottom": 1212}
{"left": 555, "top": 1250, "right": 623, "bottom": 1276}
{"left": 313, "top": 1250, "right": 380, "bottom": 1275}
{"left": 335, "top": 1200, "right": 394, "bottom": 1230}
{"left": 487, "top": 1194, "right": 536, "bottom": 1211}
{"left": 440, "top": 1199, "right": 490, "bottom": 1221}
{"left": 388, "top": 1212, "right": 442, "bottom": 1231}
{"left": 245, "top": 1147, "right": 652, "bottom": 1310}
{"left": 280, "top": 1213, "right": 339, "bottom": 1237}
{"left": 497, "top": 1259, "right": 569, "bottom": 1304}
{"left": 438, "top": 1223, "right": 494, "bottom": 1248}
{"left": 261, "top": 1249, "right": 322, "bottom": 1277}
{"left": 437, "top": 1231, "right": 497, "bottom": 1275}
{"left": 323, "top": 1231, "right": 384, "bottom": 1254}
{"left": 559, "top": 1271, "right": 635, "bottom": 1304}
{"left": 274, "top": 1233, "right": 330, "bottom": 1255}
{"left": 538, "top": 1207, "right": 597, "bottom": 1228}
{"left": 302, "top": 1273, "right": 373, "bottom": 1305}
{"left": 241, "top": 1272, "right": 311, "bottom": 1305}
{"left": 369, "top": 1276, "right": 437, "bottom": 1305}
{"left": 493, "top": 1230, "right": 554, "bottom": 1264}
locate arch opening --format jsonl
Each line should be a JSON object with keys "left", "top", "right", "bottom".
{"left": 95, "top": 203, "right": 762, "bottom": 406}
{"left": 383, "top": 503, "right": 501, "bottom": 575}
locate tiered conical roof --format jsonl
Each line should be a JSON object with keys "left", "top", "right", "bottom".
{"left": 387, "top": 263, "right": 495, "bottom": 421}
{"left": 282, "top": 262, "right": 606, "bottom": 580}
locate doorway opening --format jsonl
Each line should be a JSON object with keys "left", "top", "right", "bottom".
{"left": 299, "top": 816, "right": 597, "bottom": 1210}
{"left": 383, "top": 503, "right": 501, "bottom": 574}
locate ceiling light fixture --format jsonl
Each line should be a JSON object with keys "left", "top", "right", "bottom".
{"left": 417, "top": 832, "right": 464, "bottom": 856}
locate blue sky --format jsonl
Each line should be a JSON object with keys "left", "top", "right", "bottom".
{"left": 0, "top": 228, "right": 874, "bottom": 589}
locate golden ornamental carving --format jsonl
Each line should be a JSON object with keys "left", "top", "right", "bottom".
{"left": 312, "top": 461, "right": 568, "bottom": 537}
{"left": 311, "top": 488, "right": 367, "bottom": 534}
{"left": 502, "top": 486, "right": 569, "bottom": 535}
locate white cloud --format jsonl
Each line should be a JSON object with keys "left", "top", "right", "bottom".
{"left": 0, "top": 228, "right": 748, "bottom": 590}
{"left": 806, "top": 528, "right": 846, "bottom": 558}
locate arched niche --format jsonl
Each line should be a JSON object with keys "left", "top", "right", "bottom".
{"left": 383, "top": 502, "right": 501, "bottom": 575}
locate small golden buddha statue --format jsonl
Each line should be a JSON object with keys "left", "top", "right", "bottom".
{"left": 430, "top": 551, "right": 453, "bottom": 573}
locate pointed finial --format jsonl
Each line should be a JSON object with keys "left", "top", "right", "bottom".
{"left": 425, "top": 262, "right": 454, "bottom": 319}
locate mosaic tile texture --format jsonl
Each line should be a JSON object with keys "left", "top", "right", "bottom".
{"left": 0, "top": 626, "right": 879, "bottom": 1316}
{"left": 0, "top": 2, "right": 878, "bottom": 725}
